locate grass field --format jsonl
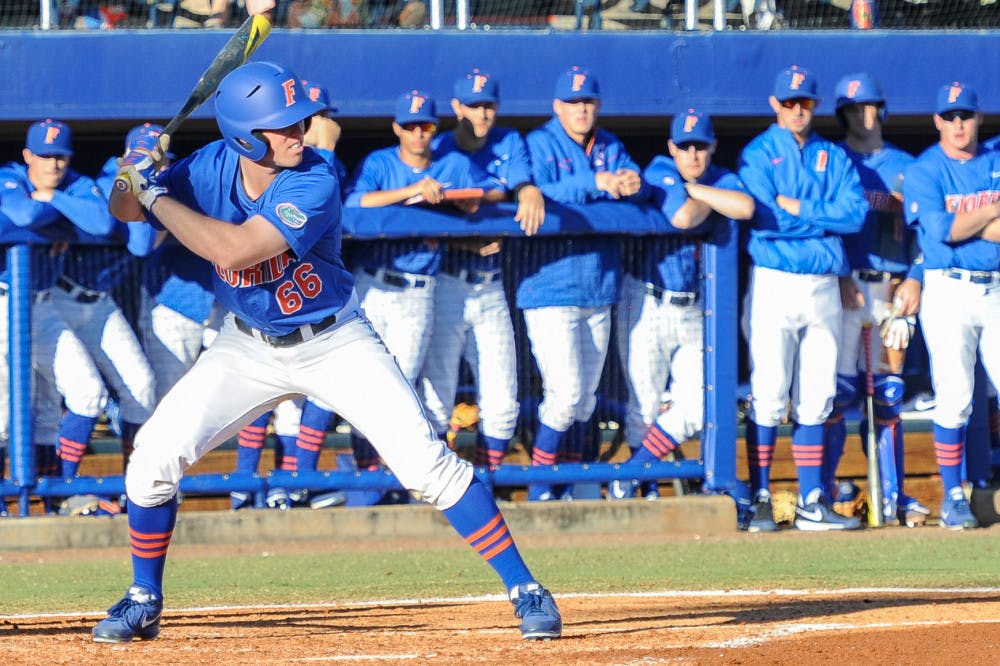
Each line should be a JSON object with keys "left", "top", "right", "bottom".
{"left": 3, "top": 528, "right": 998, "bottom": 616}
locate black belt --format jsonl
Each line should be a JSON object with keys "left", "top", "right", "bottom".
{"left": 442, "top": 267, "right": 502, "bottom": 285}
{"left": 946, "top": 268, "right": 1000, "bottom": 285}
{"left": 234, "top": 313, "right": 338, "bottom": 348}
{"left": 362, "top": 267, "right": 429, "bottom": 289}
{"left": 857, "top": 269, "right": 905, "bottom": 283}
{"left": 645, "top": 283, "right": 697, "bottom": 307}
{"left": 56, "top": 276, "right": 102, "bottom": 303}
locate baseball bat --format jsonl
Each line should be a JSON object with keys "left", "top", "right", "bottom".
{"left": 116, "top": 14, "right": 271, "bottom": 190}
{"left": 862, "top": 323, "right": 885, "bottom": 527}
{"left": 161, "top": 14, "right": 271, "bottom": 144}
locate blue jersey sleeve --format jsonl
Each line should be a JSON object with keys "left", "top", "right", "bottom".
{"left": 257, "top": 165, "right": 340, "bottom": 261}
{"left": 343, "top": 151, "right": 391, "bottom": 208}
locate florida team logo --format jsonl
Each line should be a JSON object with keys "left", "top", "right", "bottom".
{"left": 948, "top": 84, "right": 963, "bottom": 104}
{"left": 44, "top": 125, "right": 62, "bottom": 145}
{"left": 409, "top": 93, "right": 426, "bottom": 114}
{"left": 846, "top": 80, "right": 861, "bottom": 99}
{"left": 472, "top": 74, "right": 489, "bottom": 93}
{"left": 814, "top": 150, "right": 828, "bottom": 172}
{"left": 276, "top": 202, "right": 307, "bottom": 229}
{"left": 572, "top": 73, "right": 587, "bottom": 92}
{"left": 684, "top": 115, "right": 699, "bottom": 133}
{"left": 308, "top": 87, "right": 321, "bottom": 102}
{"left": 790, "top": 71, "right": 806, "bottom": 90}
{"left": 282, "top": 79, "right": 297, "bottom": 107}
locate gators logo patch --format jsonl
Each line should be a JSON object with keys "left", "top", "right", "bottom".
{"left": 276, "top": 203, "right": 307, "bottom": 229}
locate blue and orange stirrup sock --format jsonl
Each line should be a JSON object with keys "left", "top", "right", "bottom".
{"left": 792, "top": 423, "right": 824, "bottom": 500}
{"left": 128, "top": 496, "right": 178, "bottom": 600}
{"left": 933, "top": 424, "right": 966, "bottom": 493}
{"left": 234, "top": 413, "right": 270, "bottom": 474}
{"left": 633, "top": 422, "right": 678, "bottom": 465}
{"left": 747, "top": 421, "right": 775, "bottom": 496}
{"left": 473, "top": 433, "right": 508, "bottom": 468}
{"left": 442, "top": 476, "right": 533, "bottom": 590}
{"left": 57, "top": 411, "right": 97, "bottom": 478}
{"left": 295, "top": 402, "right": 335, "bottom": 473}
{"left": 822, "top": 412, "right": 846, "bottom": 498}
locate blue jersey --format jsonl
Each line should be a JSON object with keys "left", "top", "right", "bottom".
{"left": 518, "top": 119, "right": 648, "bottom": 309}
{"left": 433, "top": 126, "right": 534, "bottom": 274}
{"left": 149, "top": 140, "right": 352, "bottom": 336}
{"left": 344, "top": 147, "right": 495, "bottom": 276}
{"left": 903, "top": 144, "right": 1000, "bottom": 271}
{"left": 313, "top": 147, "right": 349, "bottom": 187}
{"left": 738, "top": 124, "right": 868, "bottom": 275}
{"left": 0, "top": 161, "right": 109, "bottom": 290}
{"left": 639, "top": 157, "right": 742, "bottom": 293}
{"left": 837, "top": 142, "right": 917, "bottom": 276}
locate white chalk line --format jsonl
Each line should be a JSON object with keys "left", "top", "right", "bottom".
{"left": 4, "top": 587, "right": 999, "bottom": 622}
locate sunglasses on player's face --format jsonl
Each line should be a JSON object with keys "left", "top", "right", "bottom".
{"left": 675, "top": 141, "right": 711, "bottom": 152}
{"left": 780, "top": 98, "right": 816, "bottom": 111}
{"left": 938, "top": 109, "right": 976, "bottom": 122}
{"left": 400, "top": 121, "right": 437, "bottom": 133}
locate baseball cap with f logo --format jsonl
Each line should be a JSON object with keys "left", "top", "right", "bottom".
{"left": 26, "top": 119, "right": 73, "bottom": 157}
{"left": 395, "top": 89, "right": 438, "bottom": 125}
{"left": 555, "top": 66, "right": 601, "bottom": 102}
{"left": 936, "top": 81, "right": 979, "bottom": 115}
{"left": 454, "top": 69, "right": 499, "bottom": 105}
{"left": 773, "top": 65, "right": 819, "bottom": 102}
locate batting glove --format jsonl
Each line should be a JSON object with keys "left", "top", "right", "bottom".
{"left": 119, "top": 133, "right": 168, "bottom": 173}
{"left": 880, "top": 316, "right": 915, "bottom": 351}
{"left": 115, "top": 164, "right": 167, "bottom": 211}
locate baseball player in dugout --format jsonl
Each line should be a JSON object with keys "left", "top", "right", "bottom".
{"left": 418, "top": 68, "right": 543, "bottom": 469}
{"left": 521, "top": 66, "right": 649, "bottom": 501}
{"left": 822, "top": 73, "right": 931, "bottom": 527}
{"left": 92, "top": 61, "right": 560, "bottom": 642}
{"left": 902, "top": 82, "right": 1000, "bottom": 530}
{"left": 611, "top": 108, "right": 754, "bottom": 500}
{"left": 342, "top": 88, "right": 500, "bottom": 497}
{"left": 0, "top": 119, "right": 110, "bottom": 510}
{"left": 738, "top": 65, "right": 869, "bottom": 532}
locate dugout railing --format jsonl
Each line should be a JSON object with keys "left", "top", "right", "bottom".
{"left": 0, "top": 201, "right": 744, "bottom": 517}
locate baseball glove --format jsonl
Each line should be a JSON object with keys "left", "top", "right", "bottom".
{"left": 446, "top": 402, "right": 480, "bottom": 449}
{"left": 771, "top": 490, "right": 798, "bottom": 525}
{"left": 832, "top": 480, "right": 867, "bottom": 520}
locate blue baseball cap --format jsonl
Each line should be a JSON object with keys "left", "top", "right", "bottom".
{"left": 555, "top": 66, "right": 600, "bottom": 102}
{"left": 936, "top": 82, "right": 979, "bottom": 115}
{"left": 834, "top": 73, "right": 885, "bottom": 111}
{"left": 394, "top": 89, "right": 438, "bottom": 125}
{"left": 302, "top": 80, "right": 338, "bottom": 115}
{"left": 671, "top": 109, "right": 715, "bottom": 144}
{"left": 453, "top": 69, "right": 499, "bottom": 105}
{"left": 26, "top": 119, "right": 73, "bottom": 156}
{"left": 773, "top": 65, "right": 819, "bottom": 102}
{"left": 125, "top": 123, "right": 176, "bottom": 159}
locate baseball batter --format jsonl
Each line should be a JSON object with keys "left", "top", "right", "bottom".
{"left": 91, "top": 62, "right": 559, "bottom": 642}
{"left": 738, "top": 66, "right": 868, "bottom": 532}
{"left": 612, "top": 109, "right": 754, "bottom": 499}
{"left": 522, "top": 66, "right": 648, "bottom": 501}
{"left": 0, "top": 120, "right": 110, "bottom": 498}
{"left": 902, "top": 82, "right": 1000, "bottom": 530}
{"left": 420, "top": 69, "right": 543, "bottom": 468}
{"left": 823, "top": 73, "right": 930, "bottom": 527}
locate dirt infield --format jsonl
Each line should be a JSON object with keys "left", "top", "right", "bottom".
{"left": 3, "top": 589, "right": 998, "bottom": 665}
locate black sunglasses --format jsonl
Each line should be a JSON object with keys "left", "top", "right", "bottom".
{"left": 675, "top": 141, "right": 711, "bottom": 152}
{"left": 939, "top": 109, "right": 976, "bottom": 122}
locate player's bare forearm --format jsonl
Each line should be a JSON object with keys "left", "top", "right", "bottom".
{"left": 893, "top": 277, "right": 922, "bottom": 316}
{"left": 980, "top": 218, "right": 1000, "bottom": 242}
{"left": 671, "top": 198, "right": 712, "bottom": 230}
{"left": 514, "top": 185, "right": 545, "bottom": 236}
{"left": 686, "top": 183, "right": 755, "bottom": 221}
{"left": 949, "top": 202, "right": 1000, "bottom": 242}
{"left": 775, "top": 194, "right": 801, "bottom": 217}
{"left": 147, "top": 196, "right": 289, "bottom": 271}
{"left": 109, "top": 187, "right": 148, "bottom": 225}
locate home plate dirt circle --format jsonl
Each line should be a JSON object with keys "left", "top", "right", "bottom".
{"left": 2, "top": 589, "right": 998, "bottom": 664}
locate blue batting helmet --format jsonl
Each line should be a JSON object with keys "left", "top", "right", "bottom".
{"left": 834, "top": 73, "right": 887, "bottom": 122}
{"left": 214, "top": 61, "right": 324, "bottom": 161}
